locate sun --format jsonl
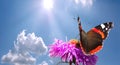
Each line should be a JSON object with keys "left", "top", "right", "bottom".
{"left": 43, "top": 0, "right": 54, "bottom": 11}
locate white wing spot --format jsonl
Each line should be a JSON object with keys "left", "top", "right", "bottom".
{"left": 101, "top": 24, "right": 105, "bottom": 29}
{"left": 106, "top": 28, "right": 108, "bottom": 30}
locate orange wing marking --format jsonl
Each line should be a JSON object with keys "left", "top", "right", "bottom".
{"left": 79, "top": 41, "right": 87, "bottom": 55}
{"left": 92, "top": 28, "right": 105, "bottom": 39}
{"left": 89, "top": 45, "right": 103, "bottom": 55}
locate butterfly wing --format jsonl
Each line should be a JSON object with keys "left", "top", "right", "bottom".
{"left": 77, "top": 17, "right": 88, "bottom": 54}
{"left": 86, "top": 22, "right": 113, "bottom": 55}
{"left": 94, "top": 22, "right": 113, "bottom": 39}
{"left": 86, "top": 29, "right": 103, "bottom": 55}
{"left": 79, "top": 30, "right": 88, "bottom": 54}
{"left": 78, "top": 17, "right": 89, "bottom": 54}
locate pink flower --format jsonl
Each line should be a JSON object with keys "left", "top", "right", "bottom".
{"left": 49, "top": 39, "right": 98, "bottom": 65}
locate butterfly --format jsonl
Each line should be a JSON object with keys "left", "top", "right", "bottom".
{"left": 77, "top": 17, "right": 114, "bottom": 55}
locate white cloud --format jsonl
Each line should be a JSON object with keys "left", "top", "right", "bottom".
{"left": 2, "top": 50, "right": 36, "bottom": 65}
{"left": 1, "top": 30, "right": 48, "bottom": 65}
{"left": 15, "top": 30, "right": 48, "bottom": 55}
{"left": 74, "top": 0, "right": 94, "bottom": 7}
{"left": 38, "top": 61, "right": 48, "bottom": 65}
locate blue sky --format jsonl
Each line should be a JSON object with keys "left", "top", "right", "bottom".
{"left": 0, "top": 0, "right": 120, "bottom": 65}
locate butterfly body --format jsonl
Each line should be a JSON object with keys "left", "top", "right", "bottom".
{"left": 77, "top": 17, "right": 113, "bottom": 55}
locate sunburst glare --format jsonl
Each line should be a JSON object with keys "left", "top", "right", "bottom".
{"left": 43, "top": 0, "right": 54, "bottom": 11}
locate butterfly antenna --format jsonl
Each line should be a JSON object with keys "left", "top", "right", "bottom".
{"left": 77, "top": 16, "right": 80, "bottom": 22}
{"left": 77, "top": 16, "right": 83, "bottom": 45}
{"left": 77, "top": 16, "right": 82, "bottom": 31}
